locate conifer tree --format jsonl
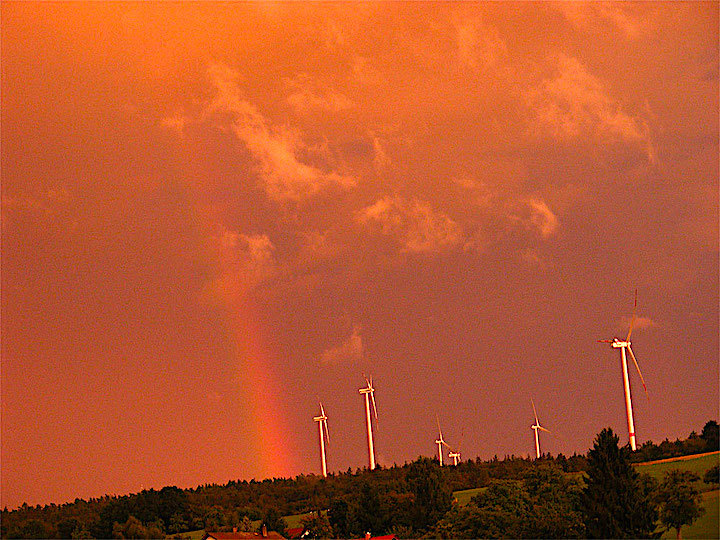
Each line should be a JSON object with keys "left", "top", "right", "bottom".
{"left": 581, "top": 428, "right": 659, "bottom": 538}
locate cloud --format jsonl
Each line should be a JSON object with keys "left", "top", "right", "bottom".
{"left": 285, "top": 74, "right": 354, "bottom": 114}
{"left": 321, "top": 325, "right": 363, "bottom": 365}
{"left": 620, "top": 315, "right": 656, "bottom": 332}
{"left": 452, "top": 176, "right": 560, "bottom": 244}
{"left": 527, "top": 54, "right": 654, "bottom": 161}
{"left": 455, "top": 16, "right": 508, "bottom": 71}
{"left": 207, "top": 225, "right": 277, "bottom": 297}
{"left": 524, "top": 198, "right": 559, "bottom": 239}
{"left": 160, "top": 113, "right": 190, "bottom": 136}
{"left": 371, "top": 134, "right": 391, "bottom": 173}
{"left": 206, "top": 62, "right": 356, "bottom": 201}
{"left": 553, "top": 2, "right": 646, "bottom": 40}
{"left": 357, "top": 195, "right": 463, "bottom": 253}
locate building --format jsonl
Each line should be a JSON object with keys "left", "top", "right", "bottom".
{"left": 202, "top": 525, "right": 285, "bottom": 540}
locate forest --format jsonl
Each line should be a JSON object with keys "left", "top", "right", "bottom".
{"left": 1, "top": 421, "right": 717, "bottom": 539}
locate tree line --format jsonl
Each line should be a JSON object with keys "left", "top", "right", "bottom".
{"left": 1, "top": 420, "right": 717, "bottom": 539}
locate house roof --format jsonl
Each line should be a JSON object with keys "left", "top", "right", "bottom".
{"left": 285, "top": 527, "right": 304, "bottom": 538}
{"left": 203, "top": 532, "right": 285, "bottom": 540}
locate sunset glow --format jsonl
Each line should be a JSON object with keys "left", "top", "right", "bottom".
{"left": 2, "top": 2, "right": 717, "bottom": 509}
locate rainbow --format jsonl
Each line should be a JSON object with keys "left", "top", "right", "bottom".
{"left": 197, "top": 199, "right": 298, "bottom": 480}
{"left": 225, "top": 296, "right": 297, "bottom": 478}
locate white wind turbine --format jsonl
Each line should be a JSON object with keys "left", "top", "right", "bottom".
{"left": 359, "top": 374, "right": 378, "bottom": 470}
{"left": 531, "top": 398, "right": 550, "bottom": 459}
{"left": 598, "top": 289, "right": 649, "bottom": 451}
{"left": 313, "top": 402, "right": 330, "bottom": 477}
{"left": 435, "top": 415, "right": 451, "bottom": 466}
{"left": 448, "top": 431, "right": 463, "bottom": 466}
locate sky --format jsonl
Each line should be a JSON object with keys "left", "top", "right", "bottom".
{"left": 1, "top": 1, "right": 718, "bottom": 509}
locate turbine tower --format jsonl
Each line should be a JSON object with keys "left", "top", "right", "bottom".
{"left": 313, "top": 402, "right": 330, "bottom": 477}
{"left": 359, "top": 374, "right": 378, "bottom": 470}
{"left": 598, "top": 289, "right": 649, "bottom": 451}
{"left": 531, "top": 398, "right": 550, "bottom": 459}
{"left": 435, "top": 415, "right": 451, "bottom": 466}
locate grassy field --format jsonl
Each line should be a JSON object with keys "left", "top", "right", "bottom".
{"left": 166, "top": 529, "right": 205, "bottom": 540}
{"left": 636, "top": 451, "right": 719, "bottom": 492}
{"left": 452, "top": 486, "right": 485, "bottom": 506}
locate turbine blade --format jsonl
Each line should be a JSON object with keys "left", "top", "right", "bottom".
{"left": 627, "top": 345, "right": 649, "bottom": 398}
{"left": 441, "top": 440, "right": 452, "bottom": 448}
{"left": 531, "top": 398, "right": 539, "bottom": 425}
{"left": 436, "top": 414, "right": 443, "bottom": 439}
{"left": 370, "top": 391, "right": 378, "bottom": 421}
{"left": 598, "top": 339, "right": 614, "bottom": 343}
{"left": 627, "top": 288, "right": 638, "bottom": 341}
{"left": 324, "top": 419, "right": 330, "bottom": 446}
{"left": 320, "top": 402, "right": 325, "bottom": 417}
{"left": 538, "top": 426, "right": 550, "bottom": 433}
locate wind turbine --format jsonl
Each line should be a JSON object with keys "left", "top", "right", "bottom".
{"left": 598, "top": 289, "right": 649, "bottom": 451}
{"left": 531, "top": 398, "right": 550, "bottom": 459}
{"left": 448, "top": 430, "right": 463, "bottom": 466}
{"left": 313, "top": 402, "right": 330, "bottom": 477}
{"left": 359, "top": 374, "right": 378, "bottom": 470}
{"left": 435, "top": 415, "right": 451, "bottom": 466}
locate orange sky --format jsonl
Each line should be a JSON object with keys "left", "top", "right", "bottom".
{"left": 2, "top": 1, "right": 718, "bottom": 509}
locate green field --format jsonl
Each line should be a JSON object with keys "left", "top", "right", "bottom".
{"left": 452, "top": 486, "right": 485, "bottom": 506}
{"left": 166, "top": 529, "right": 205, "bottom": 540}
{"left": 283, "top": 511, "right": 316, "bottom": 529}
{"left": 635, "top": 451, "right": 720, "bottom": 492}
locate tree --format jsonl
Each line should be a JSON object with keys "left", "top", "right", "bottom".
{"left": 581, "top": 428, "right": 659, "bottom": 538}
{"left": 17, "top": 519, "right": 51, "bottom": 539}
{"left": 655, "top": 470, "right": 705, "bottom": 539}
{"left": 57, "top": 517, "right": 82, "bottom": 539}
{"left": 703, "top": 465, "right": 719, "bottom": 486}
{"left": 328, "top": 498, "right": 355, "bottom": 538}
{"left": 299, "top": 511, "right": 333, "bottom": 539}
{"left": 354, "top": 481, "right": 388, "bottom": 536}
{"left": 522, "top": 463, "right": 585, "bottom": 538}
{"left": 259, "top": 507, "right": 287, "bottom": 537}
{"left": 70, "top": 525, "right": 94, "bottom": 539}
{"left": 112, "top": 515, "right": 148, "bottom": 539}
{"left": 700, "top": 421, "right": 719, "bottom": 452}
{"left": 405, "top": 457, "right": 453, "bottom": 533}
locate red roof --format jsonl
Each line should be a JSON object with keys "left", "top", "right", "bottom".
{"left": 203, "top": 532, "right": 285, "bottom": 540}
{"left": 285, "top": 527, "right": 304, "bottom": 539}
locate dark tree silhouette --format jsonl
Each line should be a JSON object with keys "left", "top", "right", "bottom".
{"left": 700, "top": 420, "right": 719, "bottom": 452}
{"left": 581, "top": 428, "right": 659, "bottom": 538}
{"left": 703, "top": 464, "right": 719, "bottom": 485}
{"left": 405, "top": 457, "right": 453, "bottom": 533}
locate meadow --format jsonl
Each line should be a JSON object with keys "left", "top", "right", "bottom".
{"left": 635, "top": 451, "right": 719, "bottom": 539}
